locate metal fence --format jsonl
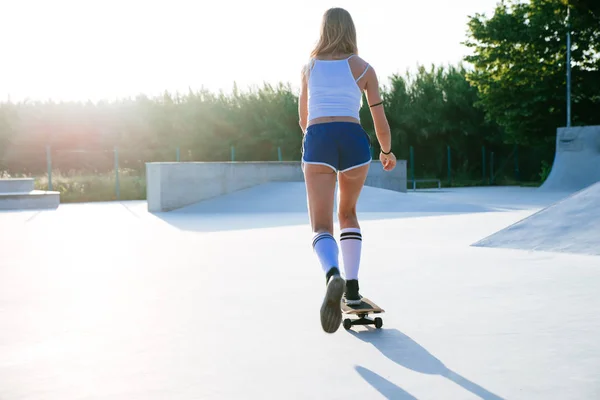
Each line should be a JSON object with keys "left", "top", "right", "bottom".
{"left": 0, "top": 141, "right": 547, "bottom": 202}
{"left": 0, "top": 144, "right": 287, "bottom": 202}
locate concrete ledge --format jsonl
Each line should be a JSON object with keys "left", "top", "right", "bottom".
{"left": 0, "top": 190, "right": 60, "bottom": 210}
{"left": 146, "top": 160, "right": 407, "bottom": 212}
{"left": 0, "top": 178, "right": 35, "bottom": 193}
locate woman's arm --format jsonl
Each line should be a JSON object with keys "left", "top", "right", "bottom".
{"left": 363, "top": 66, "right": 391, "bottom": 153}
{"left": 298, "top": 66, "right": 309, "bottom": 134}
{"left": 364, "top": 65, "right": 396, "bottom": 171}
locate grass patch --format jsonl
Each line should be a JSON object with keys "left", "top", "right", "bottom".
{"left": 4, "top": 169, "right": 148, "bottom": 203}
{"left": 37, "top": 169, "right": 146, "bottom": 202}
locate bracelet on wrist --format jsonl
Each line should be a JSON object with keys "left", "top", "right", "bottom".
{"left": 380, "top": 148, "right": 392, "bottom": 155}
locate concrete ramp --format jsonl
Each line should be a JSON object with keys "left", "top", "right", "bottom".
{"left": 473, "top": 181, "right": 600, "bottom": 255}
{"left": 145, "top": 160, "right": 407, "bottom": 212}
{"left": 151, "top": 182, "right": 499, "bottom": 233}
{"left": 540, "top": 125, "right": 600, "bottom": 192}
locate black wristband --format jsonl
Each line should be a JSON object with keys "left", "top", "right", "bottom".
{"left": 380, "top": 148, "right": 392, "bottom": 155}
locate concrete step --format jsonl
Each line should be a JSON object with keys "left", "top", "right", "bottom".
{"left": 0, "top": 178, "right": 35, "bottom": 193}
{"left": 0, "top": 190, "right": 60, "bottom": 210}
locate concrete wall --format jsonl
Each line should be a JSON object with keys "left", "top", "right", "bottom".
{"left": 365, "top": 160, "right": 407, "bottom": 193}
{"left": 146, "top": 160, "right": 407, "bottom": 212}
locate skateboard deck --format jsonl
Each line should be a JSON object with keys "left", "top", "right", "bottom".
{"left": 340, "top": 297, "right": 385, "bottom": 330}
{"left": 341, "top": 297, "right": 384, "bottom": 314}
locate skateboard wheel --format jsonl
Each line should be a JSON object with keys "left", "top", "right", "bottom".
{"left": 343, "top": 319, "right": 352, "bottom": 330}
{"left": 374, "top": 317, "right": 383, "bottom": 329}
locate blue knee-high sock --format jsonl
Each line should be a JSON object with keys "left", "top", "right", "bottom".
{"left": 312, "top": 232, "right": 339, "bottom": 275}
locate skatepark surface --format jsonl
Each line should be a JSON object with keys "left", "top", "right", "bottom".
{"left": 1, "top": 183, "right": 599, "bottom": 400}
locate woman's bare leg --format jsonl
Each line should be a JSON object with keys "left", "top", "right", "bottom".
{"left": 338, "top": 164, "right": 370, "bottom": 229}
{"left": 304, "top": 164, "right": 336, "bottom": 236}
{"left": 303, "top": 163, "right": 345, "bottom": 333}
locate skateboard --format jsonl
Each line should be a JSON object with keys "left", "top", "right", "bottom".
{"left": 340, "top": 297, "right": 384, "bottom": 330}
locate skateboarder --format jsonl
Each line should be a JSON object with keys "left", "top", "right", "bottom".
{"left": 298, "top": 7, "right": 396, "bottom": 333}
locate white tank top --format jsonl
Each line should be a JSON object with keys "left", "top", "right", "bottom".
{"left": 307, "top": 55, "right": 370, "bottom": 122}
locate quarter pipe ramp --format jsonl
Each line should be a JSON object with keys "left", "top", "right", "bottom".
{"left": 540, "top": 125, "right": 600, "bottom": 192}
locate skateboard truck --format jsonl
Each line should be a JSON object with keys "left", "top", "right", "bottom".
{"left": 341, "top": 297, "right": 384, "bottom": 330}
{"left": 343, "top": 312, "right": 383, "bottom": 330}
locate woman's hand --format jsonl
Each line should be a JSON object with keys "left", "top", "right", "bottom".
{"left": 379, "top": 151, "right": 396, "bottom": 171}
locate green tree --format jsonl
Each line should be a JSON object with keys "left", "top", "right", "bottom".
{"left": 368, "top": 64, "right": 496, "bottom": 178}
{"left": 463, "top": 0, "right": 600, "bottom": 148}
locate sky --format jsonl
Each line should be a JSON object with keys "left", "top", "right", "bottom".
{"left": 0, "top": 0, "right": 501, "bottom": 102}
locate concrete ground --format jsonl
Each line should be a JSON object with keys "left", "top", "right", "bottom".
{"left": 1, "top": 184, "right": 599, "bottom": 400}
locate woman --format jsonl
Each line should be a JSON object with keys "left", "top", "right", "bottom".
{"left": 298, "top": 7, "right": 396, "bottom": 333}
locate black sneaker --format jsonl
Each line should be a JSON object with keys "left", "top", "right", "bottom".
{"left": 344, "top": 279, "right": 363, "bottom": 305}
{"left": 320, "top": 267, "right": 345, "bottom": 333}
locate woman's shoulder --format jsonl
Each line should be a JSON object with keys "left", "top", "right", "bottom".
{"left": 348, "top": 55, "right": 372, "bottom": 69}
{"left": 301, "top": 59, "right": 315, "bottom": 82}
{"left": 348, "top": 55, "right": 374, "bottom": 81}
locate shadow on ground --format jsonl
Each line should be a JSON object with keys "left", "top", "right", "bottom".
{"left": 354, "top": 366, "right": 417, "bottom": 399}
{"left": 351, "top": 328, "right": 505, "bottom": 400}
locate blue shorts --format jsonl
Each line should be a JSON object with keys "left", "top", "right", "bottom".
{"left": 302, "top": 122, "right": 372, "bottom": 172}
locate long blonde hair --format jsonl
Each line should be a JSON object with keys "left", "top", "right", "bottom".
{"left": 310, "top": 8, "right": 358, "bottom": 59}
